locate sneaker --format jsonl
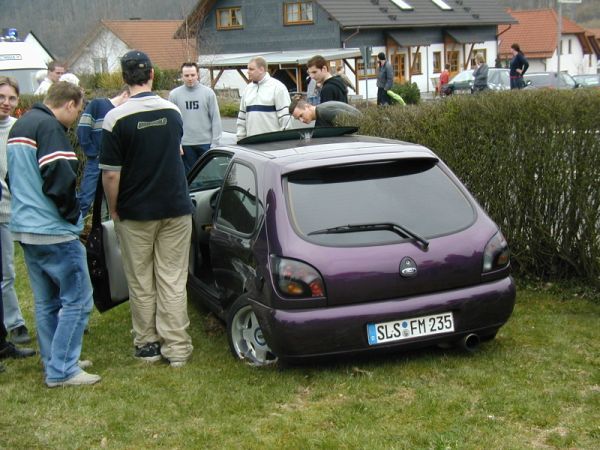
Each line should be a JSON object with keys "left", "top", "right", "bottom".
{"left": 170, "top": 360, "right": 187, "bottom": 368}
{"left": 10, "top": 325, "right": 32, "bottom": 345}
{"left": 46, "top": 370, "right": 101, "bottom": 388}
{"left": 78, "top": 360, "right": 93, "bottom": 370}
{"left": 0, "top": 342, "right": 36, "bottom": 359}
{"left": 134, "top": 342, "right": 161, "bottom": 362}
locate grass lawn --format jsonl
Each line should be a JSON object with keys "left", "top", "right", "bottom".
{"left": 1, "top": 247, "right": 598, "bottom": 450}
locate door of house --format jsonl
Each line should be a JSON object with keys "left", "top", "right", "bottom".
{"left": 392, "top": 53, "right": 406, "bottom": 84}
{"left": 446, "top": 51, "right": 459, "bottom": 78}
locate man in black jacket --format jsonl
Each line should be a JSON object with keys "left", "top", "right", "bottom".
{"left": 307, "top": 55, "right": 348, "bottom": 104}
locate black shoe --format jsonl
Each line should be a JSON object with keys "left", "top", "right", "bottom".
{"left": 134, "top": 342, "right": 161, "bottom": 362}
{"left": 10, "top": 325, "right": 32, "bottom": 345}
{"left": 0, "top": 342, "right": 36, "bottom": 359}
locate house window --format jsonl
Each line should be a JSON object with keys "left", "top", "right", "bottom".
{"left": 93, "top": 57, "right": 108, "bottom": 74}
{"left": 410, "top": 52, "right": 422, "bottom": 75}
{"left": 392, "top": 53, "right": 406, "bottom": 83}
{"left": 217, "top": 7, "right": 243, "bottom": 30}
{"left": 446, "top": 51, "right": 459, "bottom": 74}
{"left": 568, "top": 39, "right": 572, "bottom": 54}
{"left": 470, "top": 49, "right": 487, "bottom": 68}
{"left": 284, "top": 2, "right": 314, "bottom": 25}
{"left": 357, "top": 55, "right": 377, "bottom": 79}
{"left": 433, "top": 51, "right": 442, "bottom": 73}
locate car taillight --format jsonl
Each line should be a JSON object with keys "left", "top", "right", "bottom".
{"left": 271, "top": 256, "right": 326, "bottom": 298}
{"left": 483, "top": 231, "right": 510, "bottom": 273}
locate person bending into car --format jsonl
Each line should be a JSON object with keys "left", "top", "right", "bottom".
{"left": 289, "top": 98, "right": 361, "bottom": 127}
{"left": 100, "top": 50, "right": 193, "bottom": 368}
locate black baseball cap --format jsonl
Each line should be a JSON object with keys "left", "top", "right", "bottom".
{"left": 121, "top": 50, "right": 152, "bottom": 70}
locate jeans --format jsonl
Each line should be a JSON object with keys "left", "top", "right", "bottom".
{"left": 377, "top": 87, "right": 391, "bottom": 105}
{"left": 22, "top": 240, "right": 93, "bottom": 383}
{"left": 182, "top": 144, "right": 210, "bottom": 174}
{"left": 1, "top": 223, "right": 25, "bottom": 331}
{"left": 78, "top": 157, "right": 100, "bottom": 217}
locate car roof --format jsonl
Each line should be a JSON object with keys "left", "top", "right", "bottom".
{"left": 217, "top": 131, "right": 438, "bottom": 172}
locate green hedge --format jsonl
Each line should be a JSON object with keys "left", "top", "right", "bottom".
{"left": 349, "top": 90, "right": 600, "bottom": 286}
{"left": 390, "top": 82, "right": 421, "bottom": 105}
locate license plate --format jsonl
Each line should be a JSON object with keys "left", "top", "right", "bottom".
{"left": 367, "top": 312, "right": 454, "bottom": 345}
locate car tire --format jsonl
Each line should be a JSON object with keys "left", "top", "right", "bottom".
{"left": 227, "top": 295, "right": 278, "bottom": 366}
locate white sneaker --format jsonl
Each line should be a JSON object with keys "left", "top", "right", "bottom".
{"left": 46, "top": 370, "right": 101, "bottom": 387}
{"left": 78, "top": 360, "right": 93, "bottom": 369}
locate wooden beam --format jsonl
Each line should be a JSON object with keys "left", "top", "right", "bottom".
{"left": 409, "top": 45, "right": 421, "bottom": 77}
{"left": 213, "top": 69, "right": 226, "bottom": 87}
{"left": 286, "top": 69, "right": 298, "bottom": 87}
{"left": 236, "top": 68, "right": 248, "bottom": 83}
{"left": 464, "top": 43, "right": 475, "bottom": 70}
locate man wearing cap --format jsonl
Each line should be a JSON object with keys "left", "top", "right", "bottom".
{"left": 100, "top": 50, "right": 193, "bottom": 368}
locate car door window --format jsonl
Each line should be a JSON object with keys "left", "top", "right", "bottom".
{"left": 189, "top": 155, "right": 232, "bottom": 192}
{"left": 215, "top": 162, "right": 258, "bottom": 235}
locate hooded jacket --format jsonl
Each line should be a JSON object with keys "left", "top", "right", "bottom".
{"left": 320, "top": 76, "right": 348, "bottom": 103}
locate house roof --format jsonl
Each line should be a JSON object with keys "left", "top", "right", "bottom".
{"left": 177, "top": 0, "right": 516, "bottom": 37}
{"left": 69, "top": 20, "right": 197, "bottom": 70}
{"left": 498, "top": 9, "right": 589, "bottom": 59}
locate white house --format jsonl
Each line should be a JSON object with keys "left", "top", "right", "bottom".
{"left": 69, "top": 20, "right": 197, "bottom": 74}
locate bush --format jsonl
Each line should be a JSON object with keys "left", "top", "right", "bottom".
{"left": 390, "top": 82, "right": 421, "bottom": 105}
{"left": 354, "top": 90, "right": 600, "bottom": 286}
{"left": 219, "top": 101, "right": 239, "bottom": 118}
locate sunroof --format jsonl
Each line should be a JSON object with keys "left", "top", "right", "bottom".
{"left": 390, "top": 0, "right": 414, "bottom": 11}
{"left": 237, "top": 127, "right": 359, "bottom": 145}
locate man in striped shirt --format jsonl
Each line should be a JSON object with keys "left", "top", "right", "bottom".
{"left": 7, "top": 81, "right": 101, "bottom": 387}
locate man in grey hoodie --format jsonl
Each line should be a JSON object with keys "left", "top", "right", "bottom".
{"left": 169, "top": 62, "right": 222, "bottom": 173}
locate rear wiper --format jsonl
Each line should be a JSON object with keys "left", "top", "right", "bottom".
{"left": 308, "top": 222, "right": 429, "bottom": 249}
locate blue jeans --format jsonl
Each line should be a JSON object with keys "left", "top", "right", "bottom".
{"left": 78, "top": 157, "right": 99, "bottom": 217}
{"left": 182, "top": 144, "right": 210, "bottom": 174}
{"left": 22, "top": 240, "right": 93, "bottom": 383}
{"left": 1, "top": 223, "right": 26, "bottom": 331}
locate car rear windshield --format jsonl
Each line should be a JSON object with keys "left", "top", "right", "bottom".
{"left": 285, "top": 159, "right": 475, "bottom": 246}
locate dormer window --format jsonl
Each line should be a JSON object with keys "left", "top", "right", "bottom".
{"left": 217, "top": 7, "right": 243, "bottom": 30}
{"left": 431, "top": 0, "right": 453, "bottom": 11}
{"left": 390, "top": 0, "right": 413, "bottom": 11}
{"left": 284, "top": 2, "right": 314, "bottom": 25}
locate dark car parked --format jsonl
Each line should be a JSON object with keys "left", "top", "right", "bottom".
{"left": 89, "top": 128, "right": 516, "bottom": 366}
{"left": 443, "top": 68, "right": 510, "bottom": 95}
{"left": 573, "top": 74, "right": 600, "bottom": 88}
{"left": 524, "top": 71, "right": 579, "bottom": 89}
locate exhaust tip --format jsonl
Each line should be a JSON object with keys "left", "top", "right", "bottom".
{"left": 459, "top": 333, "right": 480, "bottom": 353}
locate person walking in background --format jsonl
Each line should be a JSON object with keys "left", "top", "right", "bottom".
{"left": 307, "top": 55, "right": 348, "bottom": 104}
{"left": 8, "top": 81, "right": 100, "bottom": 387}
{"left": 236, "top": 57, "right": 291, "bottom": 140}
{"left": 0, "top": 76, "right": 32, "bottom": 345}
{"left": 306, "top": 76, "right": 321, "bottom": 106}
{"left": 335, "top": 65, "right": 355, "bottom": 94}
{"left": 169, "top": 62, "right": 222, "bottom": 174}
{"left": 34, "top": 61, "right": 65, "bottom": 96}
{"left": 101, "top": 51, "right": 193, "bottom": 368}
{"left": 77, "top": 86, "right": 129, "bottom": 217}
{"left": 439, "top": 64, "right": 451, "bottom": 96}
{"left": 376, "top": 52, "right": 393, "bottom": 105}
{"left": 289, "top": 99, "right": 362, "bottom": 127}
{"left": 472, "top": 54, "right": 489, "bottom": 93}
{"left": 509, "top": 43, "right": 529, "bottom": 90}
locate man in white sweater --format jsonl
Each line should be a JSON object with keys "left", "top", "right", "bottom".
{"left": 0, "top": 76, "right": 31, "bottom": 345}
{"left": 168, "top": 62, "right": 222, "bottom": 173}
{"left": 236, "top": 57, "right": 291, "bottom": 141}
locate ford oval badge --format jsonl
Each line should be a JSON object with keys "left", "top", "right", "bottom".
{"left": 400, "top": 257, "right": 418, "bottom": 278}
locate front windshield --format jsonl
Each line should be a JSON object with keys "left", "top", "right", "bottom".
{"left": 450, "top": 70, "right": 474, "bottom": 83}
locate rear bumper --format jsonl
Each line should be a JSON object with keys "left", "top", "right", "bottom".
{"left": 251, "top": 277, "right": 516, "bottom": 359}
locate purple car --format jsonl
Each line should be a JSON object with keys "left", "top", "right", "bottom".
{"left": 90, "top": 127, "right": 515, "bottom": 365}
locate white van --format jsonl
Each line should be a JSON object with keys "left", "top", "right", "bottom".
{"left": 0, "top": 40, "right": 47, "bottom": 94}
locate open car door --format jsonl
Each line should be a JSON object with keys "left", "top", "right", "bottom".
{"left": 85, "top": 181, "right": 129, "bottom": 312}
